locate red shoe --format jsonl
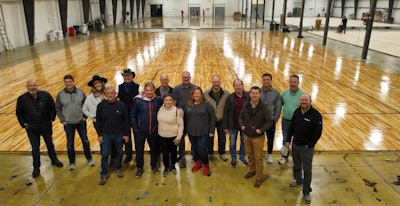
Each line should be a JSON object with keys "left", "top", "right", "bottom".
{"left": 192, "top": 160, "right": 202, "bottom": 172}
{"left": 203, "top": 163, "right": 210, "bottom": 176}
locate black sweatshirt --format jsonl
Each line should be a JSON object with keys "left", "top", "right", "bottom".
{"left": 287, "top": 106, "right": 323, "bottom": 148}
{"left": 96, "top": 100, "right": 129, "bottom": 136}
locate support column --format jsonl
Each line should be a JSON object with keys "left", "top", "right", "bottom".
{"left": 142, "top": 0, "right": 145, "bottom": 19}
{"left": 271, "top": 0, "right": 275, "bottom": 21}
{"left": 136, "top": 0, "right": 140, "bottom": 19}
{"left": 82, "top": 0, "right": 90, "bottom": 23}
{"left": 130, "top": 0, "right": 134, "bottom": 22}
{"left": 323, "top": 0, "right": 333, "bottom": 46}
{"left": 354, "top": 0, "right": 359, "bottom": 20}
{"left": 122, "top": 0, "right": 127, "bottom": 23}
{"left": 100, "top": 0, "right": 105, "bottom": 23}
{"left": 282, "top": 0, "right": 287, "bottom": 29}
{"left": 297, "top": 0, "right": 305, "bottom": 38}
{"left": 341, "top": 0, "right": 345, "bottom": 18}
{"left": 361, "top": 0, "right": 377, "bottom": 59}
{"left": 388, "top": 0, "right": 394, "bottom": 23}
{"left": 262, "top": 0, "right": 265, "bottom": 25}
{"left": 22, "top": 0, "right": 34, "bottom": 46}
{"left": 58, "top": 0, "right": 68, "bottom": 39}
{"left": 112, "top": 0, "right": 117, "bottom": 25}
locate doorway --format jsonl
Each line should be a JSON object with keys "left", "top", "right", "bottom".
{"left": 150, "top": 4, "right": 163, "bottom": 17}
{"left": 215, "top": 6, "right": 225, "bottom": 18}
{"left": 189, "top": 7, "right": 200, "bottom": 17}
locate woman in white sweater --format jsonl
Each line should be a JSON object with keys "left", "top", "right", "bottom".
{"left": 83, "top": 75, "right": 107, "bottom": 134}
{"left": 157, "top": 94, "right": 184, "bottom": 177}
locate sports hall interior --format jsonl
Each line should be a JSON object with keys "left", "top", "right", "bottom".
{"left": 0, "top": 0, "right": 399, "bottom": 205}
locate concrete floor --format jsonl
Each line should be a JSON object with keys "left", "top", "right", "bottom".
{"left": 0, "top": 152, "right": 399, "bottom": 205}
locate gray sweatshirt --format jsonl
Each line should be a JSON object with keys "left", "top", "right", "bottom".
{"left": 55, "top": 87, "right": 86, "bottom": 124}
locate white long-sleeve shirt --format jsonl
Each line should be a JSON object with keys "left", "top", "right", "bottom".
{"left": 83, "top": 93, "right": 103, "bottom": 122}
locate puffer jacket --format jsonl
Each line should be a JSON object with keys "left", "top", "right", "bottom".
{"left": 130, "top": 92, "right": 163, "bottom": 134}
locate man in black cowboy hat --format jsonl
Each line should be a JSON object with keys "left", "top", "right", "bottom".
{"left": 112, "top": 68, "right": 140, "bottom": 164}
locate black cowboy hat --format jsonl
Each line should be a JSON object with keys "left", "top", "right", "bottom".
{"left": 88, "top": 75, "right": 108, "bottom": 87}
{"left": 121, "top": 68, "right": 136, "bottom": 79}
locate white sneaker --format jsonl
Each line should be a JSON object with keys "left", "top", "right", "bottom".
{"left": 88, "top": 159, "right": 95, "bottom": 167}
{"left": 68, "top": 163, "right": 75, "bottom": 170}
{"left": 219, "top": 154, "right": 228, "bottom": 161}
{"left": 279, "top": 157, "right": 287, "bottom": 164}
{"left": 267, "top": 154, "right": 273, "bottom": 163}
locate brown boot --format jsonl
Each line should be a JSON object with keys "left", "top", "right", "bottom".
{"left": 254, "top": 179, "right": 263, "bottom": 188}
{"left": 244, "top": 171, "right": 256, "bottom": 179}
{"left": 192, "top": 160, "right": 202, "bottom": 172}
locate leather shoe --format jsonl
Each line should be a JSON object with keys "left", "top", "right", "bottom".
{"left": 32, "top": 168, "right": 40, "bottom": 178}
{"left": 99, "top": 176, "right": 107, "bottom": 185}
{"left": 51, "top": 160, "right": 64, "bottom": 167}
{"left": 124, "top": 156, "right": 132, "bottom": 163}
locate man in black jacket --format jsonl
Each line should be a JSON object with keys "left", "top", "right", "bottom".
{"left": 286, "top": 93, "right": 323, "bottom": 204}
{"left": 155, "top": 74, "right": 173, "bottom": 98}
{"left": 16, "top": 80, "right": 63, "bottom": 178}
{"left": 115, "top": 68, "right": 140, "bottom": 163}
{"left": 96, "top": 86, "right": 129, "bottom": 185}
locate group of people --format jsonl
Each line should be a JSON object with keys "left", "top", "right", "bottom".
{"left": 16, "top": 70, "right": 322, "bottom": 204}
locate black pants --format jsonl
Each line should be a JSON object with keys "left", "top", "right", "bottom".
{"left": 265, "top": 122, "right": 276, "bottom": 154}
{"left": 159, "top": 136, "right": 178, "bottom": 169}
{"left": 26, "top": 127, "right": 59, "bottom": 169}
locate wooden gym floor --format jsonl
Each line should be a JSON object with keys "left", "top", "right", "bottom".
{"left": 0, "top": 17, "right": 399, "bottom": 205}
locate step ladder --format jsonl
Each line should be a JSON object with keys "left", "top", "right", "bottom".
{"left": 0, "top": 5, "right": 14, "bottom": 54}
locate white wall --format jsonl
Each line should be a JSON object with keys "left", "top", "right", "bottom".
{"left": 0, "top": 3, "right": 28, "bottom": 48}
{"left": 90, "top": 1, "right": 101, "bottom": 21}
{"left": 36, "top": 0, "right": 60, "bottom": 43}
{"left": 147, "top": 0, "right": 241, "bottom": 17}
{"left": 0, "top": 0, "right": 399, "bottom": 48}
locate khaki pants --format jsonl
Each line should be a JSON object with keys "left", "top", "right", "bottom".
{"left": 244, "top": 135, "right": 265, "bottom": 180}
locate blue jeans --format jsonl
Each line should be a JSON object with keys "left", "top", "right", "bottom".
{"left": 64, "top": 121, "right": 92, "bottom": 164}
{"left": 208, "top": 120, "right": 226, "bottom": 155}
{"left": 111, "top": 126, "right": 133, "bottom": 159}
{"left": 178, "top": 132, "right": 187, "bottom": 158}
{"left": 281, "top": 119, "right": 291, "bottom": 144}
{"left": 189, "top": 134, "right": 209, "bottom": 164}
{"left": 26, "top": 127, "right": 59, "bottom": 169}
{"left": 134, "top": 131, "right": 160, "bottom": 169}
{"left": 292, "top": 144, "right": 314, "bottom": 195}
{"left": 229, "top": 129, "right": 246, "bottom": 162}
{"left": 100, "top": 132, "right": 123, "bottom": 176}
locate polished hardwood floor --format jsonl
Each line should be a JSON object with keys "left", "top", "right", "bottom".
{"left": 1, "top": 18, "right": 399, "bottom": 152}
{"left": 0, "top": 17, "right": 399, "bottom": 205}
